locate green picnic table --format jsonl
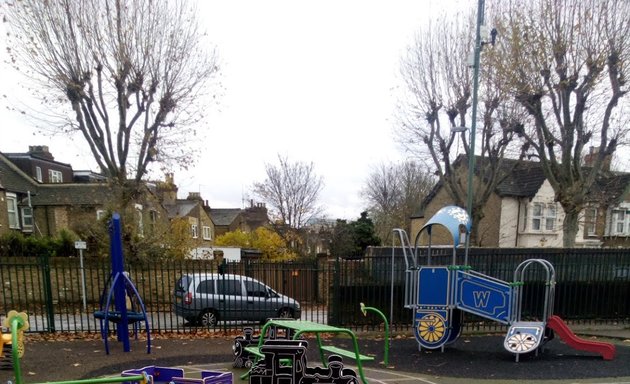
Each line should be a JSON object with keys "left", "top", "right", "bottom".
{"left": 242, "top": 319, "right": 373, "bottom": 384}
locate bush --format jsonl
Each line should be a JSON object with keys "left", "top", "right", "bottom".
{"left": 0, "top": 230, "right": 79, "bottom": 257}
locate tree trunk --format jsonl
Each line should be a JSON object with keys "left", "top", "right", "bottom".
{"left": 562, "top": 208, "right": 580, "bottom": 248}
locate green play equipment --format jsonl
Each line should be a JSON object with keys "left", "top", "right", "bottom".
{"left": 360, "top": 302, "right": 389, "bottom": 366}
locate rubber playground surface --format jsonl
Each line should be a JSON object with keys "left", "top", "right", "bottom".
{"left": 2, "top": 329, "right": 629, "bottom": 384}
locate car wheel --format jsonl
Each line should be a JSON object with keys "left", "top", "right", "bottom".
{"left": 199, "top": 309, "right": 218, "bottom": 327}
{"left": 277, "top": 308, "right": 294, "bottom": 319}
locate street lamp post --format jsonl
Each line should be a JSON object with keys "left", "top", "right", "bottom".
{"left": 466, "top": 0, "right": 485, "bottom": 232}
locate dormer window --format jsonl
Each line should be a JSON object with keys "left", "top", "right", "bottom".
{"left": 49, "top": 169, "right": 63, "bottom": 183}
{"left": 36, "top": 166, "right": 43, "bottom": 182}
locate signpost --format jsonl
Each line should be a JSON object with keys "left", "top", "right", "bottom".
{"left": 75, "top": 240, "right": 87, "bottom": 311}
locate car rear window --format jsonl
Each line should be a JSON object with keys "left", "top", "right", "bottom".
{"left": 175, "top": 275, "right": 191, "bottom": 293}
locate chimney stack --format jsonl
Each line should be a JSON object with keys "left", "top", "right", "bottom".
{"left": 28, "top": 145, "right": 54, "bottom": 160}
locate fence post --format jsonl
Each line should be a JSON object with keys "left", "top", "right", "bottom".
{"left": 40, "top": 255, "right": 56, "bottom": 332}
{"left": 330, "top": 255, "right": 341, "bottom": 325}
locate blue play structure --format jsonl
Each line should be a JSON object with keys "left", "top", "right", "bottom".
{"left": 122, "top": 366, "right": 232, "bottom": 384}
{"left": 394, "top": 206, "right": 558, "bottom": 361}
{"left": 93, "top": 212, "right": 151, "bottom": 354}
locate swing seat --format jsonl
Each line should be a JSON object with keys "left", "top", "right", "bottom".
{"left": 94, "top": 310, "right": 146, "bottom": 323}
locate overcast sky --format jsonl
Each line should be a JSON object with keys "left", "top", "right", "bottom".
{"left": 1, "top": 0, "right": 469, "bottom": 220}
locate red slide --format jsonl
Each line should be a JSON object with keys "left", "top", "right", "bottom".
{"left": 546, "top": 315, "right": 616, "bottom": 360}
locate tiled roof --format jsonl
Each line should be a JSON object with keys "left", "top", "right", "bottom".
{"left": 4, "top": 152, "right": 72, "bottom": 168}
{"left": 163, "top": 199, "right": 197, "bottom": 218}
{"left": 415, "top": 156, "right": 630, "bottom": 218}
{"left": 587, "top": 172, "right": 630, "bottom": 204}
{"left": 30, "top": 183, "right": 114, "bottom": 206}
{"left": 0, "top": 153, "right": 39, "bottom": 193}
{"left": 495, "top": 160, "right": 546, "bottom": 197}
{"left": 208, "top": 208, "right": 242, "bottom": 226}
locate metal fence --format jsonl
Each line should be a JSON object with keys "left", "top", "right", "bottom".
{"left": 1, "top": 247, "right": 628, "bottom": 335}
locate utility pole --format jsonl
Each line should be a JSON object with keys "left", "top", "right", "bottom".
{"left": 466, "top": 0, "right": 485, "bottom": 226}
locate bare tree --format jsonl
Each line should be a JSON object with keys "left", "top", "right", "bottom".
{"left": 4, "top": 0, "right": 219, "bottom": 188}
{"left": 253, "top": 155, "right": 324, "bottom": 231}
{"left": 362, "top": 161, "right": 435, "bottom": 243}
{"left": 396, "top": 10, "right": 526, "bottom": 244}
{"left": 490, "top": 0, "right": 630, "bottom": 246}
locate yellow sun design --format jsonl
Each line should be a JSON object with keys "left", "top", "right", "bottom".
{"left": 417, "top": 313, "right": 446, "bottom": 343}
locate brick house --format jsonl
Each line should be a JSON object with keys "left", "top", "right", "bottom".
{"left": 2, "top": 147, "right": 270, "bottom": 256}
{"left": 412, "top": 157, "right": 630, "bottom": 248}
{"left": 206, "top": 200, "right": 269, "bottom": 238}
{"left": 4, "top": 145, "right": 73, "bottom": 184}
{"left": 156, "top": 174, "right": 216, "bottom": 250}
{"left": 0, "top": 149, "right": 166, "bottom": 239}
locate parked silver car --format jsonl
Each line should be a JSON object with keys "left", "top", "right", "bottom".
{"left": 173, "top": 273, "right": 301, "bottom": 326}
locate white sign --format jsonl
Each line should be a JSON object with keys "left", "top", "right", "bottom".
{"left": 74, "top": 241, "right": 87, "bottom": 250}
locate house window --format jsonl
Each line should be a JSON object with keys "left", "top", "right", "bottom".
{"left": 584, "top": 207, "right": 597, "bottom": 236}
{"left": 6, "top": 193, "right": 19, "bottom": 229}
{"left": 531, "top": 202, "right": 556, "bottom": 231}
{"left": 202, "top": 226, "right": 212, "bottom": 240}
{"left": 21, "top": 207, "right": 33, "bottom": 232}
{"left": 135, "top": 204, "right": 144, "bottom": 237}
{"left": 96, "top": 209, "right": 106, "bottom": 220}
{"left": 49, "top": 169, "right": 63, "bottom": 183}
{"left": 191, "top": 224, "right": 199, "bottom": 238}
{"left": 149, "top": 210, "right": 158, "bottom": 232}
{"left": 35, "top": 166, "right": 43, "bottom": 182}
{"left": 611, "top": 209, "right": 630, "bottom": 236}
{"left": 545, "top": 204, "right": 556, "bottom": 230}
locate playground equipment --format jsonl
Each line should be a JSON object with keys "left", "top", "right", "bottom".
{"left": 233, "top": 320, "right": 298, "bottom": 369}
{"left": 0, "top": 311, "right": 29, "bottom": 377}
{"left": 1, "top": 311, "right": 232, "bottom": 384}
{"left": 394, "top": 205, "right": 616, "bottom": 361}
{"left": 93, "top": 212, "right": 151, "bottom": 354}
{"left": 122, "top": 366, "right": 232, "bottom": 384}
{"left": 359, "top": 303, "right": 389, "bottom": 366}
{"left": 248, "top": 339, "right": 360, "bottom": 384}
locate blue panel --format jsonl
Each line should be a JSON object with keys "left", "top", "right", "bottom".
{"left": 418, "top": 267, "right": 450, "bottom": 306}
{"left": 455, "top": 271, "right": 512, "bottom": 323}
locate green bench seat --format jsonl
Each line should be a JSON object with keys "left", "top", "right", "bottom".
{"left": 320, "top": 345, "right": 374, "bottom": 362}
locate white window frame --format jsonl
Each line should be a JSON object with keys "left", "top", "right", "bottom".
{"left": 191, "top": 224, "right": 199, "bottom": 239}
{"left": 610, "top": 208, "right": 630, "bottom": 236}
{"left": 21, "top": 206, "right": 33, "bottom": 232}
{"left": 202, "top": 226, "right": 212, "bottom": 240}
{"left": 35, "top": 166, "right": 43, "bottom": 182}
{"left": 531, "top": 202, "right": 544, "bottom": 231}
{"left": 96, "top": 209, "right": 106, "bottom": 220}
{"left": 530, "top": 202, "right": 556, "bottom": 232}
{"left": 49, "top": 169, "right": 63, "bottom": 183}
{"left": 6, "top": 193, "right": 19, "bottom": 229}
{"left": 545, "top": 204, "right": 556, "bottom": 231}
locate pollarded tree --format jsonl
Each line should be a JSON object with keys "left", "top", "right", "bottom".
{"left": 396, "top": 9, "right": 527, "bottom": 245}
{"left": 490, "top": 0, "right": 630, "bottom": 246}
{"left": 4, "top": 0, "right": 219, "bottom": 189}
{"left": 362, "top": 161, "right": 435, "bottom": 243}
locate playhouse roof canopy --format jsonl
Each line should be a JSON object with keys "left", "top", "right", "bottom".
{"left": 420, "top": 206, "right": 471, "bottom": 248}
